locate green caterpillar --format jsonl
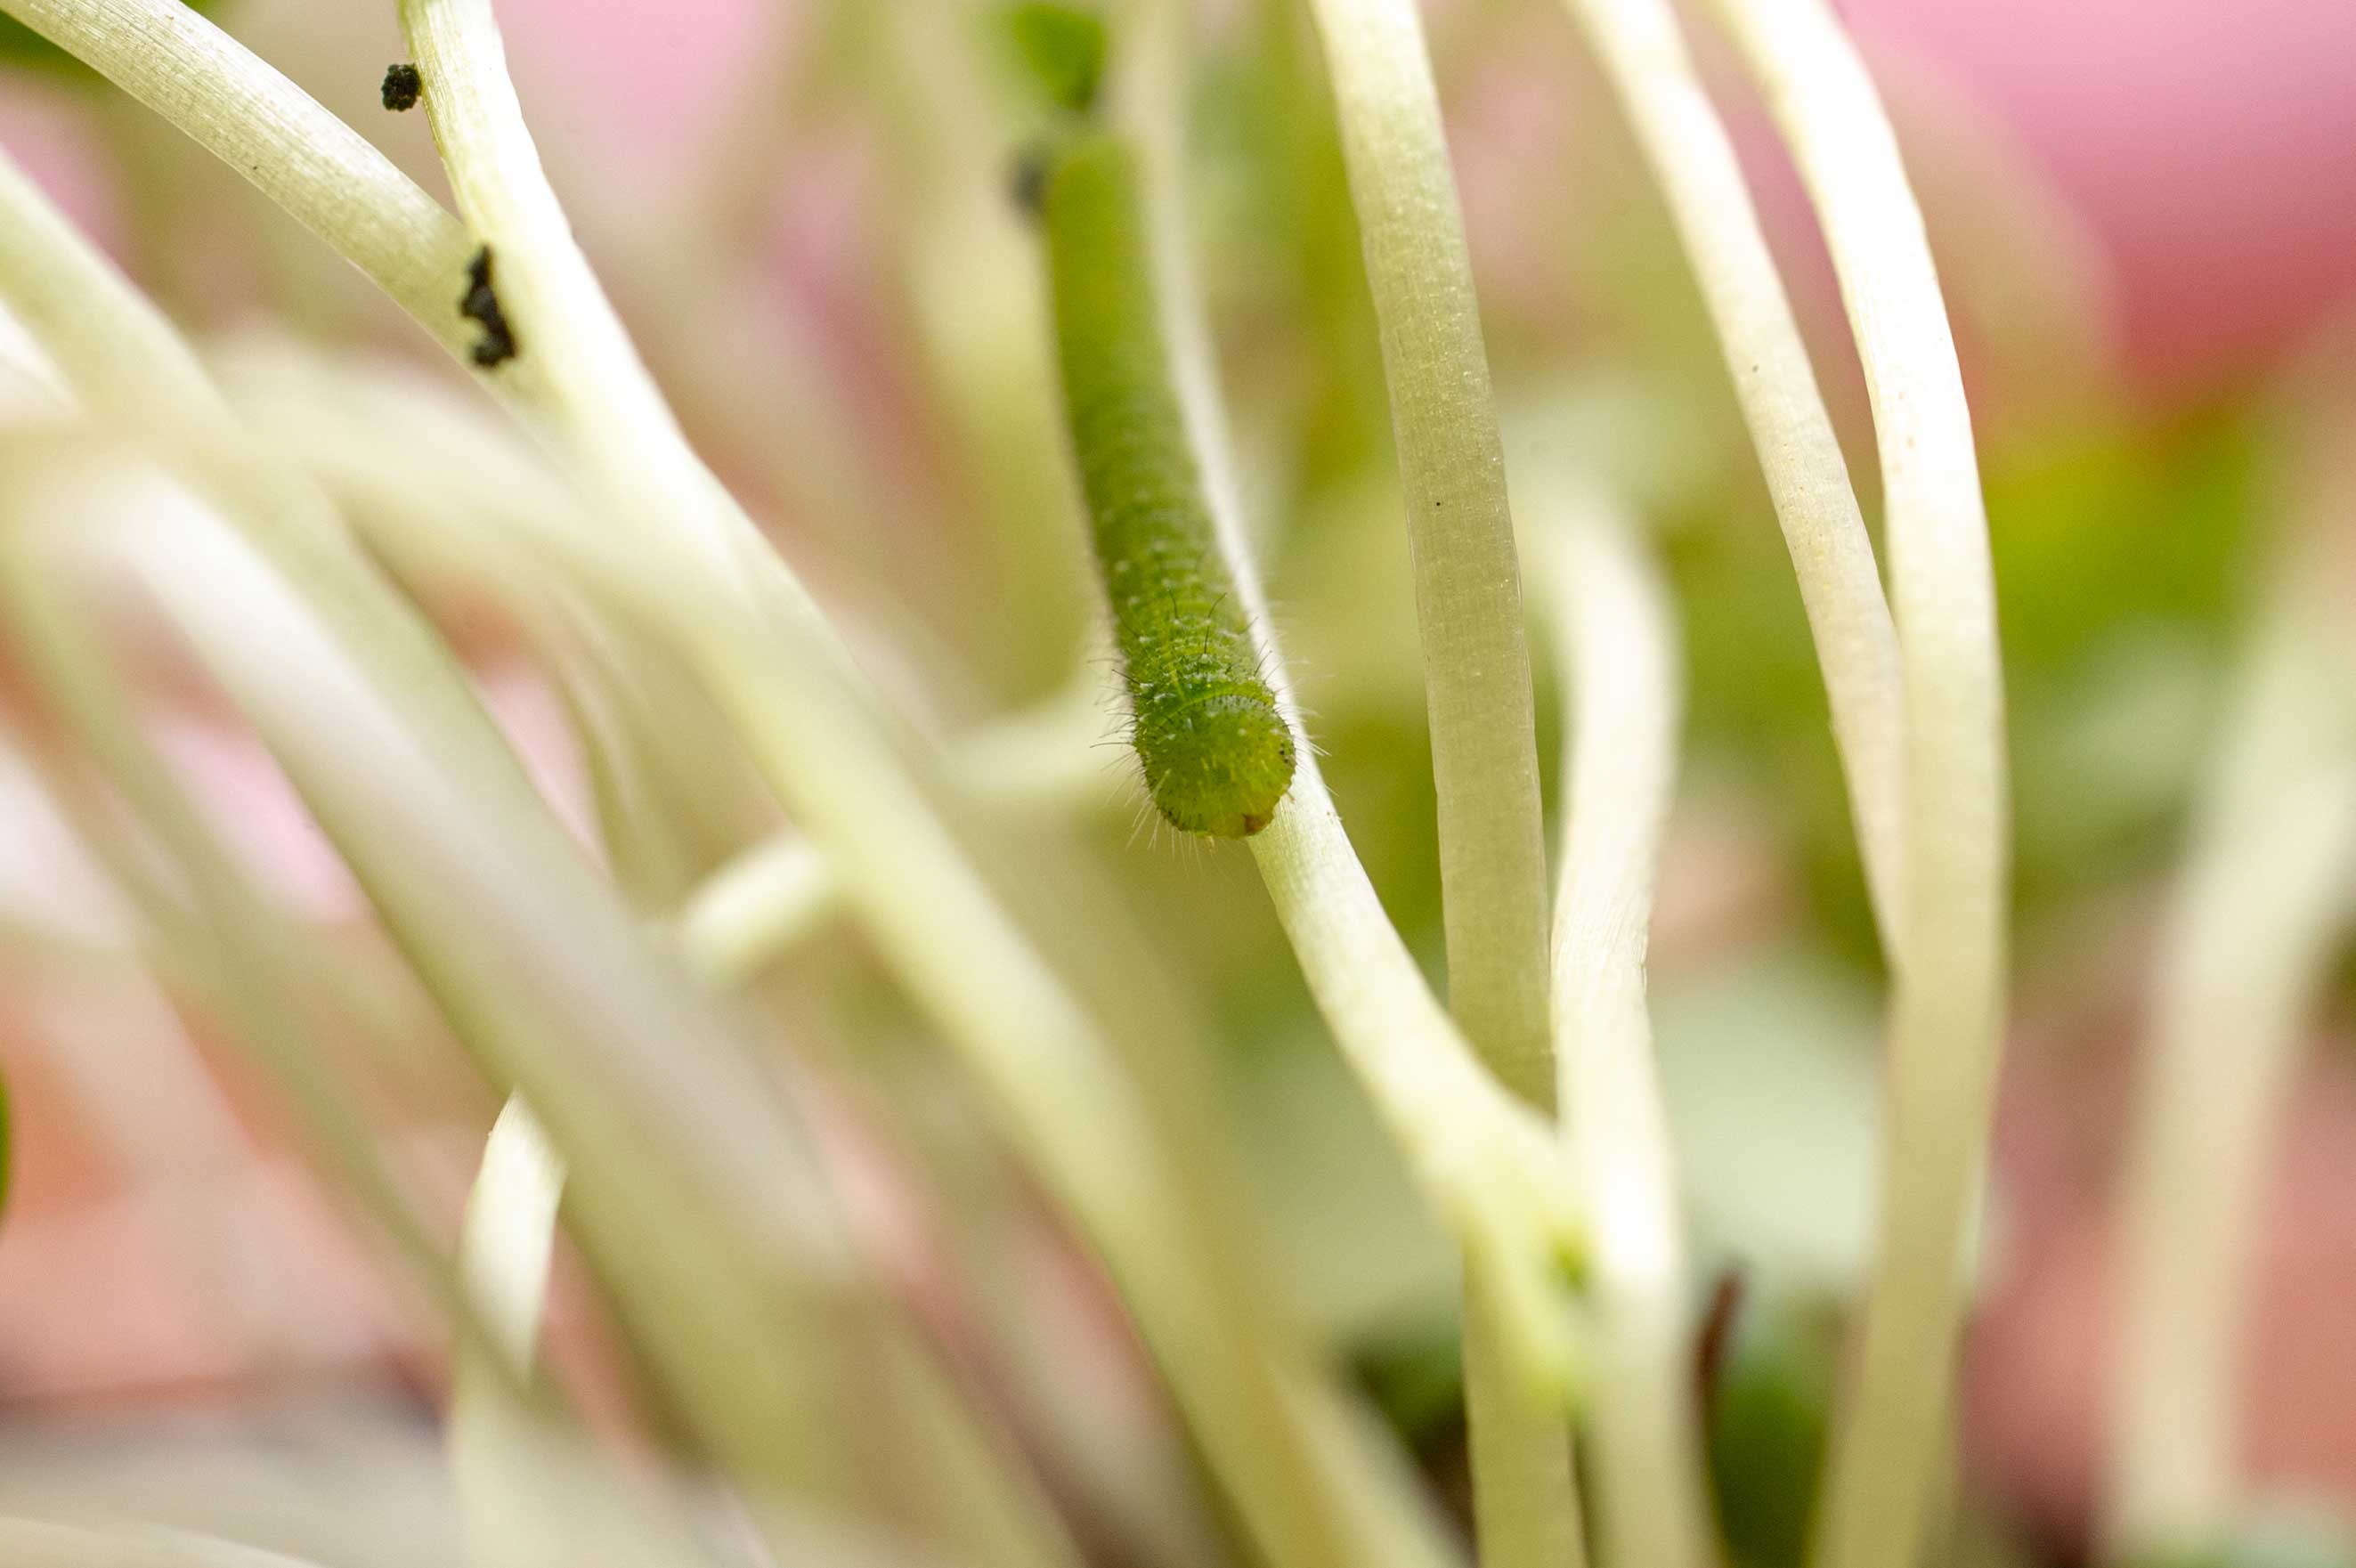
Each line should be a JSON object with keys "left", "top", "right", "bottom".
{"left": 1036, "top": 132, "right": 1296, "bottom": 838}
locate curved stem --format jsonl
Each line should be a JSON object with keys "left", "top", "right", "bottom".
{"left": 0, "top": 0, "right": 477, "bottom": 361}
{"left": 2, "top": 114, "right": 1067, "bottom": 1568}
{"left": 0, "top": 1517, "right": 329, "bottom": 1568}
{"left": 1703, "top": 4, "right": 2010, "bottom": 1565}
{"left": 394, "top": 0, "right": 771, "bottom": 588}
{"left": 1534, "top": 492, "right": 1718, "bottom": 1568}
{"left": 2104, "top": 593, "right": 2356, "bottom": 1561}
{"left": 1123, "top": 15, "right": 1583, "bottom": 1564}
{"left": 1551, "top": 0, "right": 1905, "bottom": 948}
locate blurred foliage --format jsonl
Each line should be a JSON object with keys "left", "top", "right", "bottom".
{"left": 2131, "top": 1508, "right": 2356, "bottom": 1568}
{"left": 1991, "top": 413, "right": 2261, "bottom": 915}
{"left": 1707, "top": 1292, "right": 1840, "bottom": 1568}
{"left": 994, "top": 1, "right": 1109, "bottom": 118}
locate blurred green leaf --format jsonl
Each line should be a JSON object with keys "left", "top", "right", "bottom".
{"left": 995, "top": 2, "right": 1107, "bottom": 116}
{"left": 1706, "top": 1293, "right": 1840, "bottom": 1568}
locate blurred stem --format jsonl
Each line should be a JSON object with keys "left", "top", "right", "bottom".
{"left": 3, "top": 122, "right": 1068, "bottom": 1567}
{"left": 98, "top": 480, "right": 1078, "bottom": 1568}
{"left": 1533, "top": 492, "right": 1718, "bottom": 1568}
{"left": 37, "top": 6, "right": 1435, "bottom": 1551}
{"left": 0, "top": 474, "right": 483, "bottom": 1353}
{"left": 4, "top": 16, "right": 1470, "bottom": 1568}
{"left": 1298, "top": 0, "right": 1553, "bottom": 1110}
{"left": 448, "top": 1094, "right": 573, "bottom": 1568}
{"left": 1704, "top": 4, "right": 2010, "bottom": 1566}
{"left": 2104, "top": 591, "right": 2356, "bottom": 1561}
{"left": 0, "top": 148, "right": 491, "bottom": 1350}
{"left": 690, "top": 613, "right": 1450, "bottom": 1568}
{"left": 1552, "top": 0, "right": 1905, "bottom": 950}
{"left": 0, "top": 1517, "right": 335, "bottom": 1567}
{"left": 0, "top": 144, "right": 232, "bottom": 434}
{"left": 674, "top": 671, "right": 1117, "bottom": 987}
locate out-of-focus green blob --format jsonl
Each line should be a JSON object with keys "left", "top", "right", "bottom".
{"left": 1, "top": 1, "right": 224, "bottom": 80}
{"left": 1706, "top": 1292, "right": 1839, "bottom": 1568}
{"left": 1350, "top": 1323, "right": 1467, "bottom": 1449}
{"left": 995, "top": 1, "right": 1108, "bottom": 117}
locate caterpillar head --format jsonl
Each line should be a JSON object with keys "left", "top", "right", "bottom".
{"left": 1136, "top": 694, "right": 1296, "bottom": 839}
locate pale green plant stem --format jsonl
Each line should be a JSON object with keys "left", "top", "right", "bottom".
{"left": 1534, "top": 494, "right": 1717, "bottom": 1568}
{"left": 2104, "top": 598, "right": 2356, "bottom": 1562}
{"left": 0, "top": 463, "right": 489, "bottom": 1364}
{"left": 0, "top": 144, "right": 236, "bottom": 434}
{"left": 3, "top": 11, "right": 1512, "bottom": 1561}
{"left": 1291, "top": 5, "right": 1577, "bottom": 1562}
{"left": 1705, "top": 4, "right": 2010, "bottom": 1566}
{"left": 367, "top": 13, "right": 1473, "bottom": 1564}
{"left": 451, "top": 1096, "right": 945, "bottom": 1568}
{"left": 449, "top": 1094, "right": 735, "bottom": 1568}
{"left": 1551, "top": 0, "right": 1905, "bottom": 947}
{"left": 674, "top": 678, "right": 1118, "bottom": 987}
{"left": 394, "top": 0, "right": 775, "bottom": 589}
{"left": 0, "top": 0, "right": 477, "bottom": 361}
{"left": 1300, "top": 0, "right": 1553, "bottom": 1107}
{"left": 1127, "top": 15, "right": 1582, "bottom": 1566}
{"left": 448, "top": 1094, "right": 570, "bottom": 1567}
{"left": 0, "top": 1518, "right": 327, "bottom": 1568}
{"left": 688, "top": 613, "right": 1458, "bottom": 1568}
{"left": 93, "top": 483, "right": 1077, "bottom": 1568}
{"left": 0, "top": 130, "right": 1072, "bottom": 1568}
{"left": 0, "top": 154, "right": 493, "bottom": 1349}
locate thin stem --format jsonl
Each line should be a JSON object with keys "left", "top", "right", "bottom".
{"left": 0, "top": 143, "right": 233, "bottom": 433}
{"left": 97, "top": 483, "right": 1077, "bottom": 1568}
{"left": 1122, "top": 15, "right": 1583, "bottom": 1563}
{"left": 457, "top": 1094, "right": 565, "bottom": 1380}
{"left": 1551, "top": 0, "right": 1905, "bottom": 949}
{"left": 0, "top": 0, "right": 477, "bottom": 362}
{"left": 0, "top": 1517, "right": 330, "bottom": 1568}
{"left": 1704, "top": 4, "right": 2010, "bottom": 1566}
{"left": 2104, "top": 592, "right": 2356, "bottom": 1561}
{"left": 446, "top": 1093, "right": 619, "bottom": 1568}
{"left": 6, "top": 10, "right": 1511, "bottom": 1561}
{"left": 1299, "top": 0, "right": 1554, "bottom": 1109}
{"left": 672, "top": 677, "right": 1120, "bottom": 987}
{"left": 0, "top": 150, "right": 493, "bottom": 1353}
{"left": 1534, "top": 491, "right": 1718, "bottom": 1568}
{"left": 66, "top": 5, "right": 1437, "bottom": 1553}
{"left": 1, "top": 125, "right": 1067, "bottom": 1566}
{"left": 395, "top": 0, "right": 770, "bottom": 588}
{"left": 0, "top": 466, "right": 486, "bottom": 1361}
